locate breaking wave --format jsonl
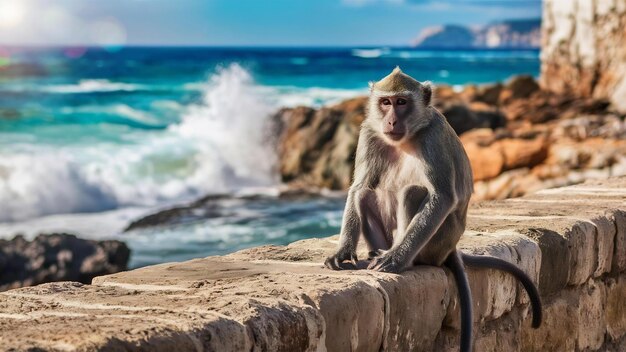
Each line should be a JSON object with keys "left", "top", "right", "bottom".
{"left": 0, "top": 64, "right": 279, "bottom": 222}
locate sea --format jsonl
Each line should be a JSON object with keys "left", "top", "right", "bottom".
{"left": 0, "top": 46, "right": 539, "bottom": 267}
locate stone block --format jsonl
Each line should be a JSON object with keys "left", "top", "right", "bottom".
{"left": 606, "top": 275, "right": 626, "bottom": 341}
{"left": 591, "top": 215, "right": 616, "bottom": 277}
{"left": 523, "top": 228, "right": 571, "bottom": 296}
{"left": 564, "top": 221, "right": 598, "bottom": 285}
{"left": 611, "top": 210, "right": 626, "bottom": 273}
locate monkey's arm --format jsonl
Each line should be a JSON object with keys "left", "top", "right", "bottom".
{"left": 325, "top": 189, "right": 360, "bottom": 270}
{"left": 325, "top": 128, "right": 378, "bottom": 270}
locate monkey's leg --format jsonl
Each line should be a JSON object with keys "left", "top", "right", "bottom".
{"left": 369, "top": 184, "right": 448, "bottom": 272}
{"left": 355, "top": 188, "right": 391, "bottom": 258}
{"left": 395, "top": 185, "right": 428, "bottom": 246}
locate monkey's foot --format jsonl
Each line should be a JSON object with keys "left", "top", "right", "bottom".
{"left": 367, "top": 253, "right": 401, "bottom": 273}
{"left": 324, "top": 250, "right": 358, "bottom": 270}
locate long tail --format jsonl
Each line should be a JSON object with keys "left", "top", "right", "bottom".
{"left": 445, "top": 250, "right": 473, "bottom": 352}
{"left": 462, "top": 253, "right": 542, "bottom": 328}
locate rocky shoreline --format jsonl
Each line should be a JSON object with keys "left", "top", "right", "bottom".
{"left": 273, "top": 75, "right": 626, "bottom": 201}
{"left": 0, "top": 233, "right": 130, "bottom": 292}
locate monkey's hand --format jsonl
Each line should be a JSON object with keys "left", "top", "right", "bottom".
{"left": 367, "top": 251, "right": 402, "bottom": 273}
{"left": 324, "top": 248, "right": 358, "bottom": 270}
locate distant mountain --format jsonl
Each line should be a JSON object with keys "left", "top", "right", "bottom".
{"left": 412, "top": 18, "right": 541, "bottom": 49}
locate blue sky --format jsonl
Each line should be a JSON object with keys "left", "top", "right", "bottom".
{"left": 0, "top": 0, "right": 541, "bottom": 46}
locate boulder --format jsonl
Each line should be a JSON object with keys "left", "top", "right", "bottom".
{"left": 0, "top": 233, "right": 130, "bottom": 291}
{"left": 274, "top": 97, "right": 366, "bottom": 190}
{"left": 463, "top": 142, "right": 504, "bottom": 182}
{"left": 499, "top": 137, "right": 549, "bottom": 170}
{"left": 504, "top": 75, "right": 540, "bottom": 101}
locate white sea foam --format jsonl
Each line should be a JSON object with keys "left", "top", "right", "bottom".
{"left": 42, "top": 79, "right": 146, "bottom": 93}
{"left": 0, "top": 64, "right": 279, "bottom": 223}
{"left": 169, "top": 63, "right": 279, "bottom": 192}
{"left": 61, "top": 104, "right": 163, "bottom": 125}
{"left": 185, "top": 81, "right": 365, "bottom": 108}
{"left": 0, "top": 153, "right": 118, "bottom": 222}
{"left": 351, "top": 48, "right": 390, "bottom": 58}
{"left": 267, "top": 86, "right": 366, "bottom": 107}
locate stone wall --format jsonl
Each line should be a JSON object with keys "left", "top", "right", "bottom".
{"left": 541, "top": 0, "right": 626, "bottom": 111}
{"left": 1, "top": 177, "right": 625, "bottom": 351}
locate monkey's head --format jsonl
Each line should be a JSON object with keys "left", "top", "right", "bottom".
{"left": 367, "top": 67, "right": 433, "bottom": 144}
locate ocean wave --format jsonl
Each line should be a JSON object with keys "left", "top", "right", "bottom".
{"left": 351, "top": 48, "right": 539, "bottom": 60}
{"left": 184, "top": 79, "right": 365, "bottom": 108}
{"left": 0, "top": 64, "right": 279, "bottom": 222}
{"left": 0, "top": 153, "right": 118, "bottom": 222}
{"left": 351, "top": 48, "right": 391, "bottom": 58}
{"left": 62, "top": 104, "right": 164, "bottom": 126}
{"left": 41, "top": 79, "right": 148, "bottom": 93}
{"left": 267, "top": 86, "right": 366, "bottom": 107}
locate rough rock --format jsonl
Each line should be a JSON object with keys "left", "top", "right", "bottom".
{"left": 502, "top": 75, "right": 540, "bottom": 102}
{"left": 0, "top": 233, "right": 130, "bottom": 291}
{"left": 541, "top": 0, "right": 626, "bottom": 112}
{"left": 273, "top": 97, "right": 366, "bottom": 190}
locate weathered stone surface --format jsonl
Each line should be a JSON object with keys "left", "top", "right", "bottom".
{"left": 541, "top": 0, "right": 626, "bottom": 112}
{"left": 591, "top": 214, "right": 616, "bottom": 277}
{"left": 521, "top": 292, "right": 578, "bottom": 351}
{"left": 606, "top": 276, "right": 626, "bottom": 341}
{"left": 0, "top": 177, "right": 626, "bottom": 351}
{"left": 377, "top": 268, "right": 449, "bottom": 351}
{"left": 564, "top": 221, "right": 598, "bottom": 286}
{"left": 522, "top": 228, "right": 571, "bottom": 296}
{"left": 612, "top": 210, "right": 626, "bottom": 273}
{"left": 578, "top": 279, "right": 607, "bottom": 350}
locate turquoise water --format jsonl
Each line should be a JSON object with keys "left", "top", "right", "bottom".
{"left": 0, "top": 47, "right": 539, "bottom": 267}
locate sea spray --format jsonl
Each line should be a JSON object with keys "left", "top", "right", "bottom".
{"left": 171, "top": 63, "right": 279, "bottom": 191}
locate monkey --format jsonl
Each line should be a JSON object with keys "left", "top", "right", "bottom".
{"left": 324, "top": 67, "right": 542, "bottom": 352}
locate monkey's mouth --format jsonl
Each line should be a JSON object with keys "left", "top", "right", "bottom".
{"left": 384, "top": 132, "right": 405, "bottom": 141}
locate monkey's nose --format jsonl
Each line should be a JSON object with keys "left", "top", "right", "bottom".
{"left": 388, "top": 120, "right": 397, "bottom": 126}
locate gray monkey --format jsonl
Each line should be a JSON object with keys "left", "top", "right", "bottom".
{"left": 325, "top": 67, "right": 542, "bottom": 352}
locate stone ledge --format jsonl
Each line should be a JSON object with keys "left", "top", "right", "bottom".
{"left": 1, "top": 177, "right": 625, "bottom": 351}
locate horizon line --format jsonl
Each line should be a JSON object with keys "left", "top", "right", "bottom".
{"left": 0, "top": 44, "right": 541, "bottom": 50}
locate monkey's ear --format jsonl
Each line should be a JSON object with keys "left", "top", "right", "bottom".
{"left": 421, "top": 81, "right": 433, "bottom": 106}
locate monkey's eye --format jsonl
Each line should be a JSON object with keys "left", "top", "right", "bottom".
{"left": 396, "top": 98, "right": 407, "bottom": 105}
{"left": 381, "top": 99, "right": 392, "bottom": 106}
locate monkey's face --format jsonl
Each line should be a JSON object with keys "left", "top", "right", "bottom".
{"left": 378, "top": 95, "right": 413, "bottom": 143}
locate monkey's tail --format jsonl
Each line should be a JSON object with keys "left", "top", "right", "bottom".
{"left": 461, "top": 253, "right": 542, "bottom": 328}
{"left": 445, "top": 250, "right": 473, "bottom": 352}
